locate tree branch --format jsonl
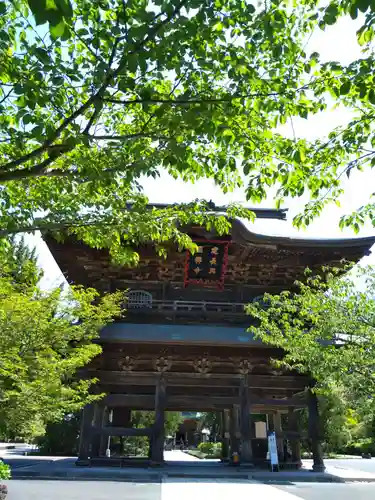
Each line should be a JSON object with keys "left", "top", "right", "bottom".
{"left": 74, "top": 31, "right": 100, "bottom": 60}
{"left": 0, "top": 88, "right": 13, "bottom": 105}
{"left": 112, "top": 0, "right": 189, "bottom": 80}
{"left": 87, "top": 133, "right": 169, "bottom": 141}
{"left": 0, "top": 157, "right": 69, "bottom": 182}
{"left": 0, "top": 0, "right": 188, "bottom": 174}
{"left": 0, "top": 159, "right": 141, "bottom": 184}
{"left": 102, "top": 92, "right": 287, "bottom": 106}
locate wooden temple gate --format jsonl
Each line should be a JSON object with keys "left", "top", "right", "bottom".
{"left": 44, "top": 207, "right": 375, "bottom": 471}
{"left": 78, "top": 341, "right": 313, "bottom": 468}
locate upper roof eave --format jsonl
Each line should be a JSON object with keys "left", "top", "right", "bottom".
{"left": 143, "top": 203, "right": 287, "bottom": 220}
{"left": 231, "top": 219, "right": 375, "bottom": 250}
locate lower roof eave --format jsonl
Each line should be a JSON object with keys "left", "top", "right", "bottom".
{"left": 99, "top": 322, "right": 266, "bottom": 347}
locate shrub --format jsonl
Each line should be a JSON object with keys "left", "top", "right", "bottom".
{"left": 37, "top": 414, "right": 80, "bottom": 456}
{"left": 198, "top": 442, "right": 215, "bottom": 455}
{"left": 0, "top": 460, "right": 10, "bottom": 480}
{"left": 197, "top": 442, "right": 222, "bottom": 458}
{"left": 344, "top": 439, "right": 375, "bottom": 456}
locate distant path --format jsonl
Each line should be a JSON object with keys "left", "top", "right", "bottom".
{"left": 164, "top": 450, "right": 201, "bottom": 462}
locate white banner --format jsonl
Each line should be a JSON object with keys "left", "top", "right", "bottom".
{"left": 267, "top": 431, "right": 279, "bottom": 469}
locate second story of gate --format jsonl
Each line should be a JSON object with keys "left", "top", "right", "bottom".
{"left": 44, "top": 208, "right": 375, "bottom": 328}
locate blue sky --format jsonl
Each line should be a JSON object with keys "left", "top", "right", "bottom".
{"left": 31, "top": 14, "right": 375, "bottom": 289}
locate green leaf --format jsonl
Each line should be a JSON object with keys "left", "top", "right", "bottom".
{"left": 349, "top": 5, "right": 358, "bottom": 19}
{"left": 50, "top": 20, "right": 66, "bottom": 39}
{"left": 368, "top": 89, "right": 375, "bottom": 104}
{"left": 355, "top": 0, "right": 371, "bottom": 14}
{"left": 247, "top": 4, "right": 255, "bottom": 14}
{"left": 55, "top": 0, "right": 73, "bottom": 18}
{"left": 340, "top": 81, "right": 351, "bottom": 95}
{"left": 22, "top": 114, "right": 33, "bottom": 125}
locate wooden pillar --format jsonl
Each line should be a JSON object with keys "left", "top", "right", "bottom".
{"left": 307, "top": 389, "right": 325, "bottom": 472}
{"left": 151, "top": 377, "right": 166, "bottom": 463}
{"left": 91, "top": 404, "right": 105, "bottom": 458}
{"left": 229, "top": 405, "right": 240, "bottom": 457}
{"left": 77, "top": 404, "right": 94, "bottom": 464}
{"left": 273, "top": 411, "right": 284, "bottom": 462}
{"left": 267, "top": 412, "right": 274, "bottom": 432}
{"left": 221, "top": 409, "right": 230, "bottom": 461}
{"left": 112, "top": 408, "right": 132, "bottom": 456}
{"left": 239, "top": 375, "right": 253, "bottom": 464}
{"left": 288, "top": 408, "right": 302, "bottom": 467}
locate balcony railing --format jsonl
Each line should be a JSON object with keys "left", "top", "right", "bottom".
{"left": 127, "top": 299, "right": 247, "bottom": 315}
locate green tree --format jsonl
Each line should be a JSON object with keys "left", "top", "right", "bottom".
{"left": 1, "top": 1, "right": 375, "bottom": 263}
{"left": 199, "top": 412, "right": 222, "bottom": 442}
{"left": 248, "top": 266, "right": 375, "bottom": 399}
{"left": 115, "top": 410, "right": 182, "bottom": 456}
{"left": 131, "top": 410, "right": 182, "bottom": 436}
{"left": 0, "top": 240, "right": 123, "bottom": 440}
{"left": 0, "top": 236, "right": 40, "bottom": 288}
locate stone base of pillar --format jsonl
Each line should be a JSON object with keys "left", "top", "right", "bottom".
{"left": 150, "top": 458, "right": 164, "bottom": 467}
{"left": 312, "top": 463, "right": 326, "bottom": 472}
{"left": 75, "top": 459, "right": 90, "bottom": 467}
{"left": 239, "top": 462, "right": 254, "bottom": 468}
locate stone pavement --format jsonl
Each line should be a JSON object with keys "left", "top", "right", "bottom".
{"left": 3, "top": 451, "right": 375, "bottom": 483}
{"left": 165, "top": 450, "right": 202, "bottom": 462}
{"left": 161, "top": 478, "right": 306, "bottom": 500}
{"left": 5, "top": 479, "right": 375, "bottom": 500}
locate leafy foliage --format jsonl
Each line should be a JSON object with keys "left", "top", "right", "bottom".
{"left": 131, "top": 410, "right": 182, "bottom": 436}
{"left": 197, "top": 441, "right": 222, "bottom": 458}
{"left": 0, "top": 239, "right": 123, "bottom": 439}
{"left": 199, "top": 412, "right": 222, "bottom": 441}
{"left": 248, "top": 266, "right": 375, "bottom": 398}
{"left": 0, "top": 236, "right": 40, "bottom": 288}
{"left": 116, "top": 411, "right": 182, "bottom": 456}
{"left": 0, "top": 460, "right": 10, "bottom": 480}
{"left": 1, "top": 1, "right": 374, "bottom": 260}
{"left": 36, "top": 412, "right": 80, "bottom": 456}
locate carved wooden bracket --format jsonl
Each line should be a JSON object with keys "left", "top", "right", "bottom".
{"left": 193, "top": 357, "right": 212, "bottom": 374}
{"left": 154, "top": 356, "right": 172, "bottom": 373}
{"left": 118, "top": 356, "right": 134, "bottom": 372}
{"left": 238, "top": 359, "right": 253, "bottom": 375}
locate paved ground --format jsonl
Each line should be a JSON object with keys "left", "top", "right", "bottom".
{"left": 164, "top": 450, "right": 200, "bottom": 462}
{"left": 164, "top": 449, "right": 220, "bottom": 464}
{"left": 4, "top": 480, "right": 375, "bottom": 500}
{"left": 275, "top": 483, "right": 375, "bottom": 500}
{"left": 4, "top": 481, "right": 161, "bottom": 500}
{"left": 317, "top": 458, "right": 375, "bottom": 474}
{"left": 4, "top": 450, "right": 375, "bottom": 483}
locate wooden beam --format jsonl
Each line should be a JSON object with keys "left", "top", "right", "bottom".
{"left": 92, "top": 426, "right": 153, "bottom": 437}
{"left": 254, "top": 398, "right": 306, "bottom": 408}
{"left": 100, "top": 394, "right": 307, "bottom": 410}
{"left": 93, "top": 370, "right": 309, "bottom": 390}
{"left": 102, "top": 394, "right": 153, "bottom": 407}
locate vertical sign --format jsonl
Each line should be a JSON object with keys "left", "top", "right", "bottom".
{"left": 267, "top": 431, "right": 279, "bottom": 471}
{"left": 184, "top": 241, "right": 229, "bottom": 289}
